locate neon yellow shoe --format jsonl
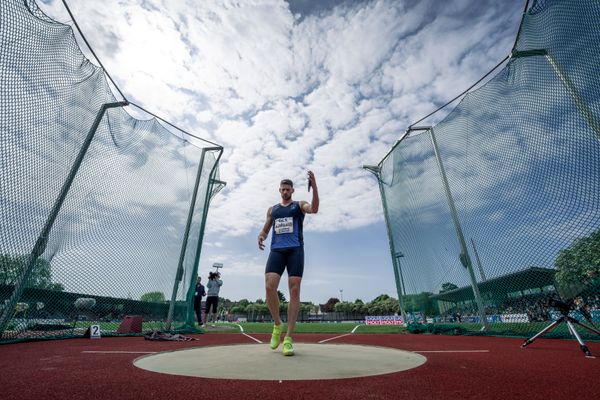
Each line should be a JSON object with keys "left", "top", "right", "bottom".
{"left": 282, "top": 336, "right": 294, "bottom": 356}
{"left": 270, "top": 324, "right": 282, "bottom": 350}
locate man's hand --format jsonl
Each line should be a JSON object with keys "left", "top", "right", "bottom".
{"left": 307, "top": 170, "right": 317, "bottom": 190}
{"left": 303, "top": 170, "right": 319, "bottom": 214}
{"left": 259, "top": 208, "right": 273, "bottom": 251}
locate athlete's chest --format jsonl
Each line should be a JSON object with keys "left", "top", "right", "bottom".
{"left": 272, "top": 203, "right": 300, "bottom": 235}
{"left": 272, "top": 202, "right": 299, "bottom": 219}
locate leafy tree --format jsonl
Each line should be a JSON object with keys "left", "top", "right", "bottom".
{"left": 413, "top": 292, "right": 439, "bottom": 316}
{"left": 334, "top": 301, "right": 353, "bottom": 313}
{"left": 255, "top": 303, "right": 269, "bottom": 315}
{"left": 0, "top": 254, "right": 64, "bottom": 291}
{"left": 245, "top": 303, "right": 258, "bottom": 314}
{"left": 365, "top": 294, "right": 402, "bottom": 315}
{"left": 351, "top": 299, "right": 365, "bottom": 313}
{"left": 366, "top": 300, "right": 385, "bottom": 314}
{"left": 352, "top": 302, "right": 366, "bottom": 314}
{"left": 323, "top": 297, "right": 340, "bottom": 312}
{"left": 334, "top": 301, "right": 366, "bottom": 313}
{"left": 245, "top": 302, "right": 268, "bottom": 316}
{"left": 238, "top": 299, "right": 250, "bottom": 308}
{"left": 301, "top": 303, "right": 315, "bottom": 313}
{"left": 439, "top": 282, "right": 458, "bottom": 293}
{"left": 229, "top": 305, "right": 246, "bottom": 314}
{"left": 555, "top": 228, "right": 600, "bottom": 290}
{"left": 372, "top": 294, "right": 391, "bottom": 302}
{"left": 381, "top": 298, "right": 400, "bottom": 314}
{"left": 277, "top": 290, "right": 286, "bottom": 303}
{"left": 400, "top": 292, "right": 440, "bottom": 316}
{"left": 255, "top": 298, "right": 265, "bottom": 304}
{"left": 219, "top": 297, "right": 233, "bottom": 308}
{"left": 140, "top": 291, "right": 165, "bottom": 303}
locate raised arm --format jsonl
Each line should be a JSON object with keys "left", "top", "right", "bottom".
{"left": 301, "top": 170, "right": 319, "bottom": 214}
{"left": 258, "top": 206, "right": 273, "bottom": 250}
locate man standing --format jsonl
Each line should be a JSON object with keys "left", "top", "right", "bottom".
{"left": 193, "top": 276, "right": 206, "bottom": 327}
{"left": 258, "top": 171, "right": 319, "bottom": 356}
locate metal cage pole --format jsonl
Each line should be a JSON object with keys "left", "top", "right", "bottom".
{"left": 471, "top": 238, "right": 487, "bottom": 281}
{"left": 182, "top": 149, "right": 225, "bottom": 328}
{"left": 511, "top": 49, "right": 600, "bottom": 139}
{"left": 363, "top": 165, "right": 408, "bottom": 325}
{"left": 426, "top": 126, "right": 489, "bottom": 330}
{"left": 0, "top": 101, "right": 128, "bottom": 337}
{"left": 544, "top": 52, "right": 600, "bottom": 139}
{"left": 165, "top": 147, "right": 218, "bottom": 330}
{"left": 395, "top": 252, "right": 408, "bottom": 300}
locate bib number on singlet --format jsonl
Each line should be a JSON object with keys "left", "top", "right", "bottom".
{"left": 274, "top": 217, "right": 293, "bottom": 234}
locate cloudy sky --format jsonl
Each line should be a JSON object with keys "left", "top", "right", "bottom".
{"left": 39, "top": 0, "right": 524, "bottom": 304}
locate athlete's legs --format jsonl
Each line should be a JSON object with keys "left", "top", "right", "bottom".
{"left": 265, "top": 272, "right": 282, "bottom": 325}
{"left": 286, "top": 276, "right": 301, "bottom": 336}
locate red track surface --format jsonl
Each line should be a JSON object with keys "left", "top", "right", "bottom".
{"left": 1, "top": 333, "right": 599, "bottom": 400}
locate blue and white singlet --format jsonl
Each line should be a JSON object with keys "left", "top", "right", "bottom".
{"left": 270, "top": 201, "right": 305, "bottom": 249}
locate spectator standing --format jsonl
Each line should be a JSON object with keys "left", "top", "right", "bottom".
{"left": 193, "top": 276, "right": 206, "bottom": 327}
{"left": 204, "top": 271, "right": 223, "bottom": 326}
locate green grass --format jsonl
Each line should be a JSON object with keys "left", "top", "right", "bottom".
{"left": 68, "top": 320, "right": 598, "bottom": 340}
{"left": 221, "top": 322, "right": 407, "bottom": 334}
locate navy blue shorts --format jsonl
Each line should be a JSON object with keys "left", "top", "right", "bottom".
{"left": 265, "top": 247, "right": 304, "bottom": 277}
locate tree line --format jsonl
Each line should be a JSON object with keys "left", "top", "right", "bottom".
{"left": 3, "top": 226, "right": 598, "bottom": 312}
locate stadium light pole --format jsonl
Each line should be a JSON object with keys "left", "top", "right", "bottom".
{"left": 423, "top": 126, "right": 489, "bottom": 331}
{"left": 363, "top": 164, "right": 408, "bottom": 325}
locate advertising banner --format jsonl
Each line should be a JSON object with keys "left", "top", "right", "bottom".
{"left": 365, "top": 315, "right": 403, "bottom": 325}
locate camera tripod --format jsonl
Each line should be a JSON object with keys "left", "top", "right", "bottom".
{"left": 521, "top": 301, "right": 600, "bottom": 358}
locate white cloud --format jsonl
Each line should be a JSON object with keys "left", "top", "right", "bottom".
{"left": 39, "top": 0, "right": 521, "bottom": 239}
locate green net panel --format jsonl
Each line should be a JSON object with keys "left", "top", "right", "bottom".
{"left": 0, "top": 0, "right": 223, "bottom": 342}
{"left": 377, "top": 0, "right": 600, "bottom": 338}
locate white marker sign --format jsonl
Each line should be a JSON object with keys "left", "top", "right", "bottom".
{"left": 90, "top": 324, "right": 101, "bottom": 339}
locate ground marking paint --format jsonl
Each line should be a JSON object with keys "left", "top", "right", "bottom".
{"left": 414, "top": 350, "right": 490, "bottom": 353}
{"left": 82, "top": 351, "right": 156, "bottom": 354}
{"left": 235, "top": 323, "right": 263, "bottom": 343}
{"left": 317, "top": 325, "right": 361, "bottom": 343}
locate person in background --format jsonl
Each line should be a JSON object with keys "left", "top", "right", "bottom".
{"left": 204, "top": 271, "right": 223, "bottom": 326}
{"left": 193, "top": 276, "right": 206, "bottom": 327}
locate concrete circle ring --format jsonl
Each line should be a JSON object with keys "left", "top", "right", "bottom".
{"left": 134, "top": 343, "right": 427, "bottom": 380}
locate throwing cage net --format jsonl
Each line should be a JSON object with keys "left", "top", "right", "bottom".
{"left": 0, "top": 0, "right": 224, "bottom": 342}
{"left": 373, "top": 0, "right": 600, "bottom": 338}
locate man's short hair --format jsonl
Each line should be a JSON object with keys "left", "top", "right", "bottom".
{"left": 280, "top": 179, "right": 293, "bottom": 187}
